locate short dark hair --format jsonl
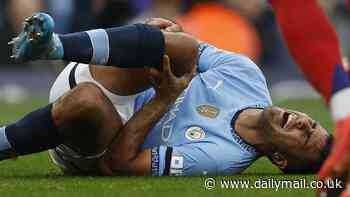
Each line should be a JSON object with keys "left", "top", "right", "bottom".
{"left": 282, "top": 134, "right": 333, "bottom": 174}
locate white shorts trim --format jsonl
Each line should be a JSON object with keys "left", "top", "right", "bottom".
{"left": 49, "top": 62, "right": 143, "bottom": 124}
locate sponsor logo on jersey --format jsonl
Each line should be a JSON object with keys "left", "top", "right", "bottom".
{"left": 196, "top": 104, "right": 220, "bottom": 119}
{"left": 185, "top": 126, "right": 206, "bottom": 141}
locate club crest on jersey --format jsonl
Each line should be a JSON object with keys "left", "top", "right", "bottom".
{"left": 196, "top": 104, "right": 220, "bottom": 119}
{"left": 185, "top": 126, "right": 206, "bottom": 141}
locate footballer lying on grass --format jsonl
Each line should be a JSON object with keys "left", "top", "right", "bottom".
{"left": 0, "top": 13, "right": 331, "bottom": 176}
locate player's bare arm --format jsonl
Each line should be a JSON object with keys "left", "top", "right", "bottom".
{"left": 100, "top": 55, "right": 195, "bottom": 176}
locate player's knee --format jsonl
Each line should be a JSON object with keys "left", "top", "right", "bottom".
{"left": 71, "top": 82, "right": 107, "bottom": 115}
{"left": 53, "top": 82, "right": 107, "bottom": 124}
{"left": 164, "top": 32, "right": 199, "bottom": 76}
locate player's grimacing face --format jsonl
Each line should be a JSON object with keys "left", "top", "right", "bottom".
{"left": 259, "top": 106, "right": 329, "bottom": 162}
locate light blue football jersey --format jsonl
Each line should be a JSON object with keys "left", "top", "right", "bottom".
{"left": 134, "top": 43, "right": 272, "bottom": 176}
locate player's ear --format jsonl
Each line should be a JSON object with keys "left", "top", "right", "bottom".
{"left": 271, "top": 152, "right": 288, "bottom": 169}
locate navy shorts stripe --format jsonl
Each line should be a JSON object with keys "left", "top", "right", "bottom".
{"left": 69, "top": 63, "right": 79, "bottom": 89}
{"left": 163, "top": 147, "right": 173, "bottom": 176}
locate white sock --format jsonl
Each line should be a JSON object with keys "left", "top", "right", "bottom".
{"left": 0, "top": 127, "right": 11, "bottom": 151}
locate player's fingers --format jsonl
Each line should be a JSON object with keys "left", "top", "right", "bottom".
{"left": 182, "top": 65, "right": 197, "bottom": 83}
{"left": 149, "top": 76, "right": 159, "bottom": 89}
{"left": 146, "top": 17, "right": 182, "bottom": 32}
{"left": 149, "top": 68, "right": 160, "bottom": 78}
{"left": 148, "top": 68, "right": 161, "bottom": 89}
{"left": 145, "top": 18, "right": 173, "bottom": 29}
{"left": 165, "top": 24, "right": 183, "bottom": 32}
{"left": 162, "top": 55, "right": 174, "bottom": 77}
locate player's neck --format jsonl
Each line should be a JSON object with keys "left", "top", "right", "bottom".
{"left": 234, "top": 108, "right": 264, "bottom": 147}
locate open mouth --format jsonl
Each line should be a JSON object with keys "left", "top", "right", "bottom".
{"left": 280, "top": 112, "right": 296, "bottom": 129}
{"left": 281, "top": 112, "right": 290, "bottom": 128}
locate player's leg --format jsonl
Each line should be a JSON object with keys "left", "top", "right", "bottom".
{"left": 270, "top": 0, "right": 350, "bottom": 196}
{"left": 87, "top": 22, "right": 200, "bottom": 95}
{"left": 10, "top": 13, "right": 198, "bottom": 76}
{"left": 270, "top": 0, "right": 347, "bottom": 103}
{"left": 0, "top": 82, "right": 123, "bottom": 174}
{"left": 51, "top": 83, "right": 122, "bottom": 156}
{"left": 9, "top": 13, "right": 198, "bottom": 97}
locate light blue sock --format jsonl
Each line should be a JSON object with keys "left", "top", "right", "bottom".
{"left": 0, "top": 127, "right": 11, "bottom": 151}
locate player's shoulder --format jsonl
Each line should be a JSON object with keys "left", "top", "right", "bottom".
{"left": 199, "top": 43, "right": 253, "bottom": 63}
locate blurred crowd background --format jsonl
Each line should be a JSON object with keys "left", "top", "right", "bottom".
{"left": 0, "top": 0, "right": 350, "bottom": 103}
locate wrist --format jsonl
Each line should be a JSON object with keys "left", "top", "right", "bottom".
{"left": 154, "top": 94, "right": 175, "bottom": 107}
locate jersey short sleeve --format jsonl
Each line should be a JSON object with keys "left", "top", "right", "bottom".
{"left": 197, "top": 43, "right": 228, "bottom": 72}
{"left": 197, "top": 43, "right": 272, "bottom": 107}
{"left": 197, "top": 43, "right": 265, "bottom": 81}
{"left": 151, "top": 143, "right": 218, "bottom": 176}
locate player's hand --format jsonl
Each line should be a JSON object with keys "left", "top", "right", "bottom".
{"left": 145, "top": 18, "right": 183, "bottom": 32}
{"left": 317, "top": 115, "right": 350, "bottom": 197}
{"left": 149, "top": 55, "right": 195, "bottom": 103}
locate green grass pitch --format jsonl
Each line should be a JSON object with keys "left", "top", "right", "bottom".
{"left": 0, "top": 99, "right": 334, "bottom": 197}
